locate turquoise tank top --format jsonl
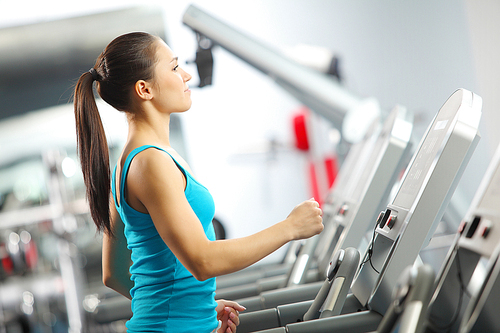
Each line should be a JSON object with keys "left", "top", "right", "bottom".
{"left": 111, "top": 145, "right": 218, "bottom": 333}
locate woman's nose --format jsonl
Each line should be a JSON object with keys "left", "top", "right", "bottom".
{"left": 183, "top": 69, "right": 192, "bottom": 82}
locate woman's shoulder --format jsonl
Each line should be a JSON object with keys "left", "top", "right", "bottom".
{"left": 127, "top": 145, "right": 178, "bottom": 175}
{"left": 125, "top": 146, "right": 186, "bottom": 205}
{"left": 120, "top": 142, "right": 190, "bottom": 187}
{"left": 119, "top": 143, "right": 167, "bottom": 167}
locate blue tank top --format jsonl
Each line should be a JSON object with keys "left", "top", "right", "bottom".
{"left": 111, "top": 145, "right": 218, "bottom": 333}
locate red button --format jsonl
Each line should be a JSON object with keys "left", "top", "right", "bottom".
{"left": 481, "top": 226, "right": 491, "bottom": 238}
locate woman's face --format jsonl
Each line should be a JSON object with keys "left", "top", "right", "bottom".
{"left": 150, "top": 40, "right": 192, "bottom": 114}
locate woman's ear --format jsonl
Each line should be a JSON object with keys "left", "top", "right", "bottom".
{"left": 134, "top": 80, "right": 153, "bottom": 100}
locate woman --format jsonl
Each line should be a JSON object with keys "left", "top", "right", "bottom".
{"left": 73, "top": 32, "right": 323, "bottom": 333}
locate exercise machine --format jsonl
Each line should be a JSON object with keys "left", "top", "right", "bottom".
{"left": 458, "top": 245, "right": 500, "bottom": 333}
{"left": 376, "top": 264, "right": 435, "bottom": 333}
{"left": 215, "top": 116, "right": 381, "bottom": 292}
{"left": 223, "top": 105, "right": 413, "bottom": 308}
{"left": 422, "top": 141, "right": 500, "bottom": 333}
{"left": 236, "top": 88, "right": 482, "bottom": 332}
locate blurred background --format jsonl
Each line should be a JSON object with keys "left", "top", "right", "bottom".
{"left": 0, "top": 0, "right": 498, "bottom": 332}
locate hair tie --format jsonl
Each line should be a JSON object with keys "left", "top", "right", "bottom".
{"left": 89, "top": 68, "right": 99, "bottom": 81}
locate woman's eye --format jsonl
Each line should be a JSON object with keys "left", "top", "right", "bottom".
{"left": 173, "top": 65, "right": 179, "bottom": 71}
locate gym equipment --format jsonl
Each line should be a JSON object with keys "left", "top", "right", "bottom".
{"left": 458, "top": 245, "right": 500, "bottom": 333}
{"left": 237, "top": 247, "right": 360, "bottom": 333}
{"left": 0, "top": 150, "right": 89, "bottom": 332}
{"left": 238, "top": 264, "right": 435, "bottom": 333}
{"left": 217, "top": 105, "right": 412, "bottom": 303}
{"left": 422, "top": 141, "right": 500, "bottom": 333}
{"left": 302, "top": 249, "right": 360, "bottom": 321}
{"left": 236, "top": 88, "right": 482, "bottom": 332}
{"left": 376, "top": 264, "right": 435, "bottom": 333}
{"left": 296, "top": 106, "right": 413, "bottom": 289}
{"left": 352, "top": 89, "right": 480, "bottom": 315}
{"left": 215, "top": 116, "right": 380, "bottom": 293}
{"left": 274, "top": 264, "right": 434, "bottom": 333}
{"left": 313, "top": 105, "right": 412, "bottom": 281}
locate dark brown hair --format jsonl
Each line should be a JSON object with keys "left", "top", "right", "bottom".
{"left": 73, "top": 32, "right": 160, "bottom": 235}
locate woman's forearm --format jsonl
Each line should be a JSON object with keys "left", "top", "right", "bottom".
{"left": 198, "top": 219, "right": 293, "bottom": 280}
{"left": 181, "top": 200, "right": 323, "bottom": 281}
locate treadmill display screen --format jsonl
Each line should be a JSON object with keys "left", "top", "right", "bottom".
{"left": 350, "top": 109, "right": 398, "bottom": 201}
{"left": 392, "top": 96, "right": 460, "bottom": 209}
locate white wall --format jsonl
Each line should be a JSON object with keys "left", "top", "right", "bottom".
{"left": 465, "top": 0, "right": 500, "bottom": 156}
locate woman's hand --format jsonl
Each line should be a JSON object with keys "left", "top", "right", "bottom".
{"left": 215, "top": 299, "right": 246, "bottom": 333}
{"left": 286, "top": 198, "right": 324, "bottom": 240}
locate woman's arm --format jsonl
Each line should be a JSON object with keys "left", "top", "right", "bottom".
{"left": 127, "top": 149, "right": 324, "bottom": 281}
{"left": 101, "top": 201, "right": 134, "bottom": 299}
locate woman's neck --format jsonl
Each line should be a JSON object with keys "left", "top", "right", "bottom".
{"left": 127, "top": 110, "right": 171, "bottom": 147}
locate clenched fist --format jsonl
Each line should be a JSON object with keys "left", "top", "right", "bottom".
{"left": 285, "top": 198, "right": 324, "bottom": 240}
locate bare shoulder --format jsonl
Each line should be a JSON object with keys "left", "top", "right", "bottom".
{"left": 126, "top": 148, "right": 186, "bottom": 208}
{"left": 130, "top": 147, "right": 182, "bottom": 183}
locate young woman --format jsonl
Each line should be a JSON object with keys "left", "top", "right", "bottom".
{"left": 73, "top": 32, "right": 323, "bottom": 333}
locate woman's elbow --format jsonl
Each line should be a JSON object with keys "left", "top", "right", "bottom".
{"left": 193, "top": 272, "right": 210, "bottom": 281}
{"left": 102, "top": 271, "right": 113, "bottom": 288}
{"left": 191, "top": 260, "right": 215, "bottom": 281}
{"left": 102, "top": 266, "right": 120, "bottom": 289}
{"left": 192, "top": 269, "right": 213, "bottom": 281}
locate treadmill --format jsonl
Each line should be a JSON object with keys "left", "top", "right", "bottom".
{"left": 422, "top": 142, "right": 500, "bottom": 333}
{"left": 236, "top": 88, "right": 482, "bottom": 333}
{"left": 216, "top": 116, "right": 382, "bottom": 292}
{"left": 226, "top": 105, "right": 413, "bottom": 308}
{"left": 375, "top": 264, "right": 436, "bottom": 333}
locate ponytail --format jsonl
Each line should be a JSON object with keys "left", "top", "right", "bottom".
{"left": 73, "top": 32, "right": 160, "bottom": 236}
{"left": 74, "top": 71, "right": 111, "bottom": 235}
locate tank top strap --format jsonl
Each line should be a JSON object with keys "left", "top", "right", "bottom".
{"left": 112, "top": 164, "right": 118, "bottom": 206}
{"left": 115, "top": 145, "right": 185, "bottom": 207}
